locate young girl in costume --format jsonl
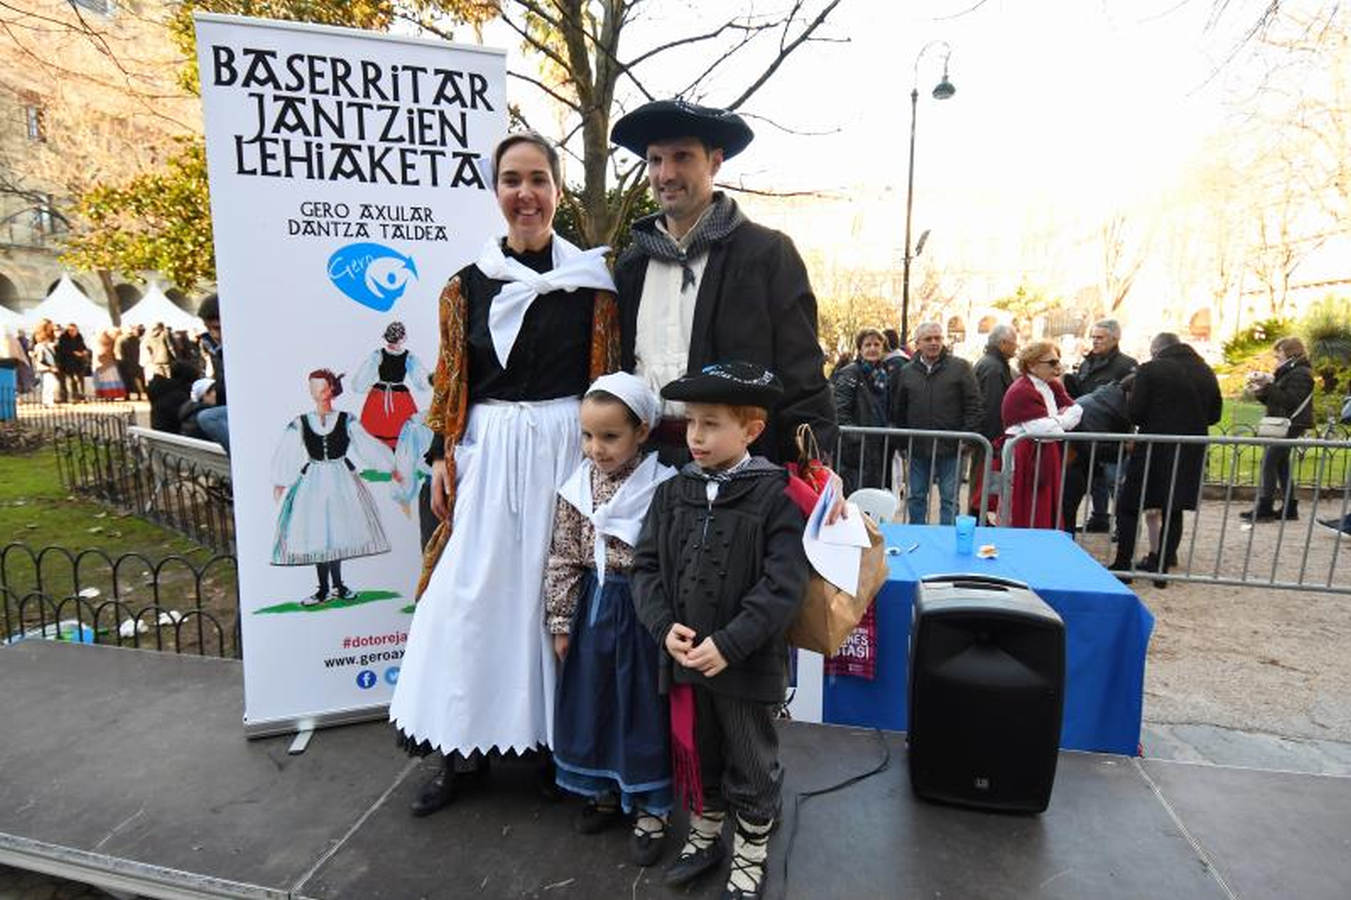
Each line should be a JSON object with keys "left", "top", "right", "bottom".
{"left": 270, "top": 368, "right": 394, "bottom": 607}
{"left": 353, "top": 321, "right": 431, "bottom": 449}
{"left": 546, "top": 372, "right": 676, "bottom": 865}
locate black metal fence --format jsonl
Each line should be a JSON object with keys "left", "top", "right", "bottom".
{"left": 49, "top": 423, "right": 235, "bottom": 555}
{"left": 0, "top": 543, "right": 240, "bottom": 658}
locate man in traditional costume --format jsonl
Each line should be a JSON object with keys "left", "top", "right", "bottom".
{"left": 609, "top": 99, "right": 836, "bottom": 466}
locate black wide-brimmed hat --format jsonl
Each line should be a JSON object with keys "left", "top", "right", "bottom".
{"left": 611, "top": 99, "right": 755, "bottom": 159}
{"left": 660, "top": 361, "right": 783, "bottom": 408}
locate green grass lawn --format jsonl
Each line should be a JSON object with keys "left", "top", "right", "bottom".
{"left": 1, "top": 445, "right": 239, "bottom": 654}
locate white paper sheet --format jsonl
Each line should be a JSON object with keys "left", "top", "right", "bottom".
{"left": 802, "top": 480, "right": 865, "bottom": 594}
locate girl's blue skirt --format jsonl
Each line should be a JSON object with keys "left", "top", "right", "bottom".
{"left": 553, "top": 571, "right": 672, "bottom": 814}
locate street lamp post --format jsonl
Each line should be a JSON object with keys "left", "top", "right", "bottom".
{"left": 901, "top": 40, "right": 955, "bottom": 348}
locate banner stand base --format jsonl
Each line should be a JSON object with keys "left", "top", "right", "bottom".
{"left": 245, "top": 704, "right": 388, "bottom": 741}
{"left": 288, "top": 727, "right": 316, "bottom": 755}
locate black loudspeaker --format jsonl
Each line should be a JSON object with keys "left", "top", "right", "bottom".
{"left": 907, "top": 574, "right": 1065, "bottom": 813}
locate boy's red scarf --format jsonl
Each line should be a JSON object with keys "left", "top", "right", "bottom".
{"left": 669, "top": 682, "right": 703, "bottom": 815}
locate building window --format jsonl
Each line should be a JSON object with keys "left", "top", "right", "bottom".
{"left": 72, "top": 0, "right": 114, "bottom": 14}
{"left": 25, "top": 105, "right": 44, "bottom": 142}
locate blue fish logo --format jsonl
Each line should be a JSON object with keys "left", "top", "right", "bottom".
{"left": 327, "top": 243, "right": 418, "bottom": 311}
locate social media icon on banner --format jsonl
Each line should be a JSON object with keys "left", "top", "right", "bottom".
{"left": 384, "top": 666, "right": 400, "bottom": 685}
{"left": 328, "top": 243, "right": 418, "bottom": 311}
{"left": 356, "top": 669, "right": 378, "bottom": 689}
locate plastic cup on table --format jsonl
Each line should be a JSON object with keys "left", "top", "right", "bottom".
{"left": 955, "top": 515, "right": 976, "bottom": 555}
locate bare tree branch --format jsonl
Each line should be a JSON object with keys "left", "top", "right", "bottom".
{"left": 507, "top": 69, "right": 583, "bottom": 113}
{"left": 726, "top": 0, "right": 843, "bottom": 111}
{"left": 737, "top": 111, "right": 841, "bottom": 137}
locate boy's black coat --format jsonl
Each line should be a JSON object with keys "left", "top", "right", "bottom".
{"left": 631, "top": 460, "right": 809, "bottom": 704}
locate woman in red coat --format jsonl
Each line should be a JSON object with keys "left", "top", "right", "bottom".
{"left": 1001, "top": 341, "right": 1083, "bottom": 528}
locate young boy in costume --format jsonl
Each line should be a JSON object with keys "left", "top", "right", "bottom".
{"left": 631, "top": 361, "right": 810, "bottom": 900}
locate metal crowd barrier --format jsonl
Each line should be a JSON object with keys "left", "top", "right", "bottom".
{"left": 999, "top": 431, "right": 1351, "bottom": 595}
{"left": 834, "top": 425, "right": 995, "bottom": 522}
{"left": 0, "top": 543, "right": 240, "bottom": 658}
{"left": 49, "top": 422, "right": 235, "bottom": 555}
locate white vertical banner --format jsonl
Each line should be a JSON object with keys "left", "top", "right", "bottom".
{"left": 194, "top": 13, "right": 506, "bottom": 735}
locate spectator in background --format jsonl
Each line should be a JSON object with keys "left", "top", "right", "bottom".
{"left": 1110, "top": 333, "right": 1222, "bottom": 585}
{"left": 1242, "top": 336, "right": 1314, "bottom": 523}
{"left": 93, "top": 329, "right": 126, "bottom": 400}
{"left": 170, "top": 329, "right": 199, "bottom": 377}
{"left": 1063, "top": 318, "right": 1137, "bottom": 532}
{"left": 834, "top": 327, "right": 895, "bottom": 493}
{"left": 882, "top": 327, "right": 909, "bottom": 366}
{"left": 30, "top": 320, "right": 59, "bottom": 406}
{"left": 178, "top": 378, "right": 217, "bottom": 439}
{"left": 1001, "top": 341, "right": 1082, "bottom": 529}
{"left": 1061, "top": 374, "right": 1134, "bottom": 535}
{"left": 194, "top": 295, "right": 229, "bottom": 453}
{"left": 115, "top": 325, "right": 145, "bottom": 400}
{"left": 55, "top": 322, "right": 89, "bottom": 402}
{"left": 890, "top": 321, "right": 982, "bottom": 524}
{"left": 3, "top": 326, "right": 34, "bottom": 395}
{"left": 148, "top": 361, "right": 197, "bottom": 434}
{"left": 969, "top": 323, "right": 1017, "bottom": 519}
{"left": 144, "top": 322, "right": 176, "bottom": 379}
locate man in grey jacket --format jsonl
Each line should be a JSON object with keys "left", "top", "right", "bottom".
{"left": 889, "top": 322, "right": 982, "bottom": 524}
{"left": 1064, "top": 318, "right": 1137, "bottom": 531}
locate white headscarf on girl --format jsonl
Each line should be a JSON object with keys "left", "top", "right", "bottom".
{"left": 477, "top": 234, "right": 616, "bottom": 367}
{"left": 557, "top": 372, "right": 674, "bottom": 584}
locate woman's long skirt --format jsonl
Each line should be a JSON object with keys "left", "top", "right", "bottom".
{"left": 389, "top": 397, "right": 581, "bottom": 757}
{"left": 554, "top": 571, "right": 673, "bottom": 814}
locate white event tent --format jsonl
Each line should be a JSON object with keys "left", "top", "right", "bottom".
{"left": 0, "top": 303, "right": 24, "bottom": 334}
{"left": 25, "top": 274, "right": 113, "bottom": 337}
{"left": 121, "top": 281, "right": 203, "bottom": 333}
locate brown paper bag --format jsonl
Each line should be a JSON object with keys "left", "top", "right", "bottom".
{"left": 787, "top": 515, "right": 890, "bottom": 655}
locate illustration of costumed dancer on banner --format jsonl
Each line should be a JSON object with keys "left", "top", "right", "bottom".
{"left": 391, "top": 409, "right": 437, "bottom": 549}
{"left": 270, "top": 368, "right": 395, "bottom": 608}
{"left": 353, "top": 321, "right": 432, "bottom": 449}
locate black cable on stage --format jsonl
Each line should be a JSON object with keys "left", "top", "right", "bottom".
{"left": 779, "top": 727, "right": 892, "bottom": 899}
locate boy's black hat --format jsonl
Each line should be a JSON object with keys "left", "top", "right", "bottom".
{"left": 660, "top": 361, "right": 783, "bottom": 408}
{"left": 611, "top": 99, "right": 755, "bottom": 159}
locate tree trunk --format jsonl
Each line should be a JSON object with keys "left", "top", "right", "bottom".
{"left": 97, "top": 268, "right": 121, "bottom": 327}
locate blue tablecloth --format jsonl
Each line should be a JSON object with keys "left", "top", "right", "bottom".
{"left": 822, "top": 524, "right": 1154, "bottom": 755}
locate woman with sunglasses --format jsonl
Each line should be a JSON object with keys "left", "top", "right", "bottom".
{"left": 1000, "top": 341, "right": 1083, "bottom": 528}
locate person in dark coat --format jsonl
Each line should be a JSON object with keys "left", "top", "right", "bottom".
{"left": 610, "top": 99, "right": 836, "bottom": 467}
{"left": 1062, "top": 375, "right": 1134, "bottom": 534}
{"left": 1063, "top": 318, "right": 1137, "bottom": 531}
{"left": 889, "top": 321, "right": 982, "bottom": 524}
{"left": 147, "top": 361, "right": 197, "bottom": 434}
{"left": 55, "top": 323, "right": 89, "bottom": 402}
{"left": 969, "top": 324, "right": 1016, "bottom": 517}
{"left": 833, "top": 328, "right": 894, "bottom": 493}
{"left": 1110, "top": 333, "right": 1222, "bottom": 582}
{"left": 1241, "top": 336, "right": 1315, "bottom": 522}
{"left": 114, "top": 326, "right": 145, "bottom": 400}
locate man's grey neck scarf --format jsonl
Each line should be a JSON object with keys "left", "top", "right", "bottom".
{"left": 629, "top": 192, "right": 746, "bottom": 292}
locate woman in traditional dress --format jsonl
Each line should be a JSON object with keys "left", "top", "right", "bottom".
{"left": 1001, "top": 341, "right": 1082, "bottom": 529}
{"left": 270, "top": 368, "right": 394, "bottom": 607}
{"left": 353, "top": 321, "right": 432, "bottom": 449}
{"left": 93, "top": 329, "right": 126, "bottom": 400}
{"left": 388, "top": 131, "right": 621, "bottom": 816}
